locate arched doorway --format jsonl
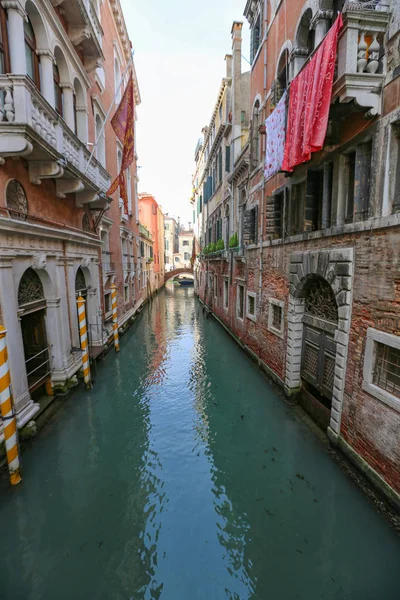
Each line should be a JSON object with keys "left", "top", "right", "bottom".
{"left": 75, "top": 267, "right": 88, "bottom": 299}
{"left": 300, "top": 276, "right": 338, "bottom": 427}
{"left": 18, "top": 268, "right": 50, "bottom": 394}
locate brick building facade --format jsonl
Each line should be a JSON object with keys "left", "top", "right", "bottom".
{"left": 193, "top": 0, "right": 400, "bottom": 508}
{"left": 0, "top": 0, "right": 148, "bottom": 437}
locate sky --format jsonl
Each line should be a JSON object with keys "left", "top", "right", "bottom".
{"left": 120, "top": 0, "right": 250, "bottom": 227}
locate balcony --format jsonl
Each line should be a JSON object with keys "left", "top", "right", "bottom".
{"left": 0, "top": 75, "right": 111, "bottom": 210}
{"left": 332, "top": 2, "right": 391, "bottom": 117}
{"left": 51, "top": 0, "right": 104, "bottom": 71}
{"left": 101, "top": 252, "right": 115, "bottom": 275}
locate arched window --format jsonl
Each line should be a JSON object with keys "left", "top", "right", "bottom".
{"left": 75, "top": 267, "right": 87, "bottom": 297}
{"left": 275, "top": 49, "right": 289, "bottom": 104}
{"left": 24, "top": 18, "right": 40, "bottom": 88}
{"left": 18, "top": 268, "right": 44, "bottom": 307}
{"left": 114, "top": 58, "right": 121, "bottom": 103}
{"left": 295, "top": 9, "right": 314, "bottom": 71}
{"left": 251, "top": 100, "right": 260, "bottom": 168}
{"left": 95, "top": 114, "right": 106, "bottom": 167}
{"left": 73, "top": 77, "right": 87, "bottom": 141}
{"left": 82, "top": 213, "right": 91, "bottom": 232}
{"left": 304, "top": 277, "right": 338, "bottom": 323}
{"left": 53, "top": 63, "right": 63, "bottom": 117}
{"left": 0, "top": 5, "right": 10, "bottom": 74}
{"left": 6, "top": 179, "right": 28, "bottom": 220}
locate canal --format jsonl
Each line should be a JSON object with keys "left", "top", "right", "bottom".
{"left": 0, "top": 285, "right": 399, "bottom": 600}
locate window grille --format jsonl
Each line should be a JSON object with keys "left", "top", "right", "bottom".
{"left": 305, "top": 278, "right": 338, "bottom": 322}
{"left": 272, "top": 303, "right": 282, "bottom": 330}
{"left": 75, "top": 268, "right": 87, "bottom": 296}
{"left": 238, "top": 285, "right": 244, "bottom": 319}
{"left": 18, "top": 268, "right": 44, "bottom": 306}
{"left": 373, "top": 342, "right": 400, "bottom": 398}
{"left": 6, "top": 180, "right": 28, "bottom": 220}
{"left": 82, "top": 213, "right": 91, "bottom": 232}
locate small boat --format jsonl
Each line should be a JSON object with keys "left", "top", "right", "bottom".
{"left": 177, "top": 277, "right": 194, "bottom": 286}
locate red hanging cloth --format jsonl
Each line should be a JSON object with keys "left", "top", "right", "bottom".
{"left": 282, "top": 14, "right": 343, "bottom": 173}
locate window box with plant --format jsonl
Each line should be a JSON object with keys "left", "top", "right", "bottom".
{"left": 229, "top": 232, "right": 239, "bottom": 250}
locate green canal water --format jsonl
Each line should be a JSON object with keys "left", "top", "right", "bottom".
{"left": 0, "top": 285, "right": 399, "bottom": 599}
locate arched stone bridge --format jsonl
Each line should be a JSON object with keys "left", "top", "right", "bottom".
{"left": 164, "top": 267, "right": 194, "bottom": 284}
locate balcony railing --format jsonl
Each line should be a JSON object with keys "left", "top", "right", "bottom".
{"left": 0, "top": 75, "right": 111, "bottom": 202}
{"left": 332, "top": 2, "right": 391, "bottom": 116}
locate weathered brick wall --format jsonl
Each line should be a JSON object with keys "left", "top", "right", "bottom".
{"left": 197, "top": 226, "right": 400, "bottom": 495}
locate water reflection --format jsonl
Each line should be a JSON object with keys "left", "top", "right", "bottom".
{"left": 0, "top": 284, "right": 399, "bottom": 600}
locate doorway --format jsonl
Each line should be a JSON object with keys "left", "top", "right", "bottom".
{"left": 300, "top": 277, "right": 338, "bottom": 429}
{"left": 18, "top": 268, "right": 50, "bottom": 395}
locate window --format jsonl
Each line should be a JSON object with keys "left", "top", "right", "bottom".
{"left": 304, "top": 169, "right": 324, "bottom": 232}
{"left": 53, "top": 63, "right": 63, "bottom": 117}
{"left": 251, "top": 13, "right": 261, "bottom": 63}
{"left": 114, "top": 58, "right": 122, "bottom": 103}
{"left": 243, "top": 206, "right": 258, "bottom": 245}
{"left": 131, "top": 280, "right": 135, "bottom": 299}
{"left": 268, "top": 298, "right": 284, "bottom": 338}
{"left": 218, "top": 147, "right": 222, "bottom": 183}
{"left": 363, "top": 328, "right": 400, "bottom": 412}
{"left": 266, "top": 191, "right": 285, "bottom": 238}
{"left": 183, "top": 240, "right": 189, "bottom": 246}
{"left": 0, "top": 5, "right": 10, "bottom": 74}
{"left": 225, "top": 146, "right": 231, "bottom": 173}
{"left": 345, "top": 151, "right": 356, "bottom": 223}
{"left": 251, "top": 100, "right": 260, "bottom": 168}
{"left": 104, "top": 292, "right": 112, "bottom": 316}
{"left": 152, "top": 204, "right": 157, "bottom": 215}
{"left": 392, "top": 124, "right": 400, "bottom": 213}
{"left": 214, "top": 274, "right": 218, "bottom": 300}
{"left": 237, "top": 284, "right": 244, "bottom": 320}
{"left": 184, "top": 252, "right": 190, "bottom": 261}
{"left": 124, "top": 285, "right": 129, "bottom": 304}
{"left": 95, "top": 114, "right": 106, "bottom": 167}
{"left": 219, "top": 103, "right": 222, "bottom": 119}
{"left": 288, "top": 181, "right": 306, "bottom": 235}
{"left": 6, "top": 179, "right": 28, "bottom": 220}
{"left": 24, "top": 18, "right": 40, "bottom": 88}
{"left": 82, "top": 213, "right": 90, "bottom": 232}
{"left": 246, "top": 291, "right": 257, "bottom": 321}
{"left": 223, "top": 278, "right": 229, "bottom": 310}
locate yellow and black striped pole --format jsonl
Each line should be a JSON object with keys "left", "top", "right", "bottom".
{"left": 77, "top": 296, "right": 92, "bottom": 390}
{"left": 111, "top": 284, "right": 120, "bottom": 352}
{"left": 0, "top": 325, "right": 22, "bottom": 486}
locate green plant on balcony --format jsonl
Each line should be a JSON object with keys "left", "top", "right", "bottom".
{"left": 208, "top": 242, "right": 217, "bottom": 253}
{"left": 216, "top": 239, "right": 225, "bottom": 251}
{"left": 229, "top": 233, "right": 239, "bottom": 248}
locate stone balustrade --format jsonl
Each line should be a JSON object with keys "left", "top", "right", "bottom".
{"left": 333, "top": 2, "right": 391, "bottom": 116}
{"left": 0, "top": 75, "right": 110, "bottom": 194}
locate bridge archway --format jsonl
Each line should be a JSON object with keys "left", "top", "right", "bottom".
{"left": 164, "top": 267, "right": 194, "bottom": 284}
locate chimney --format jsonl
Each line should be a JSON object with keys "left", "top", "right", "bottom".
{"left": 231, "top": 21, "right": 243, "bottom": 160}
{"left": 225, "top": 54, "right": 233, "bottom": 79}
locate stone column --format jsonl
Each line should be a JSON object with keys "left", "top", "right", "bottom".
{"left": 0, "top": 258, "right": 39, "bottom": 427}
{"left": 290, "top": 47, "right": 308, "bottom": 78}
{"left": 75, "top": 106, "right": 88, "bottom": 144}
{"left": 36, "top": 50, "right": 56, "bottom": 109}
{"left": 2, "top": 1, "right": 26, "bottom": 74}
{"left": 312, "top": 11, "right": 333, "bottom": 47}
{"left": 59, "top": 83, "right": 75, "bottom": 131}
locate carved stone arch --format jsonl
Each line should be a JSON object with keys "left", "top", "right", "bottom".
{"left": 5, "top": 179, "right": 28, "bottom": 220}
{"left": 285, "top": 248, "right": 354, "bottom": 441}
{"left": 294, "top": 6, "right": 314, "bottom": 50}
{"left": 275, "top": 40, "right": 293, "bottom": 80}
{"left": 53, "top": 44, "right": 71, "bottom": 84}
{"left": 25, "top": 0, "right": 50, "bottom": 49}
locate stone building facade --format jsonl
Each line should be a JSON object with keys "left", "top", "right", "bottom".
{"left": 194, "top": 0, "right": 400, "bottom": 508}
{"left": 164, "top": 215, "right": 179, "bottom": 272}
{"left": 138, "top": 192, "right": 165, "bottom": 292}
{"left": 0, "top": 0, "right": 145, "bottom": 439}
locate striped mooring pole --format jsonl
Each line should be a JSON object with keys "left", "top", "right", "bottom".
{"left": 111, "top": 284, "right": 120, "bottom": 352}
{"left": 76, "top": 296, "right": 92, "bottom": 390}
{"left": 0, "top": 326, "right": 22, "bottom": 486}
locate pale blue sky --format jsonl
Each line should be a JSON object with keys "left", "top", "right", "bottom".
{"left": 120, "top": 0, "right": 250, "bottom": 225}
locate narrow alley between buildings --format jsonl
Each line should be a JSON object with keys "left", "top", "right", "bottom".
{"left": 0, "top": 285, "right": 399, "bottom": 600}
